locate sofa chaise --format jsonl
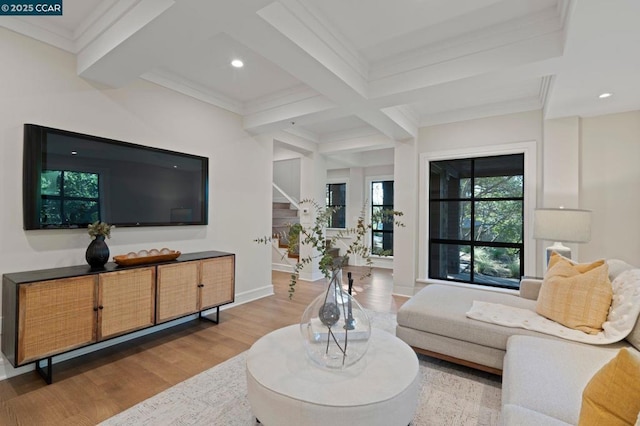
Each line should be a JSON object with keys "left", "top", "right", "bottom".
{"left": 396, "top": 258, "right": 640, "bottom": 425}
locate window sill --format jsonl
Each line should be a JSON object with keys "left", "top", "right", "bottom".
{"left": 416, "top": 277, "right": 519, "bottom": 295}
{"left": 371, "top": 255, "right": 394, "bottom": 259}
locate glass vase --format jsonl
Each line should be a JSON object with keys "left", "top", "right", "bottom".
{"left": 299, "top": 269, "right": 371, "bottom": 369}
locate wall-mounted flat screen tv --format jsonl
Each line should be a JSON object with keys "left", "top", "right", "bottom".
{"left": 23, "top": 124, "right": 208, "bottom": 230}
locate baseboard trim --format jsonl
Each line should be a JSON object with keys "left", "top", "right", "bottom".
{"left": 272, "top": 262, "right": 294, "bottom": 273}
{"left": 392, "top": 284, "right": 418, "bottom": 297}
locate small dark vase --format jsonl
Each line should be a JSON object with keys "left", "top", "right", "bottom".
{"left": 86, "top": 235, "right": 110, "bottom": 268}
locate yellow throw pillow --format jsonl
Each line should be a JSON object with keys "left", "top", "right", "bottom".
{"left": 578, "top": 348, "right": 640, "bottom": 426}
{"left": 536, "top": 253, "right": 612, "bottom": 334}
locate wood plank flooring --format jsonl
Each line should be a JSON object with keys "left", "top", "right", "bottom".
{"left": 0, "top": 267, "right": 407, "bottom": 425}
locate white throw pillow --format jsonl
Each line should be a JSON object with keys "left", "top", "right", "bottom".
{"left": 603, "top": 269, "right": 640, "bottom": 342}
{"left": 607, "top": 259, "right": 635, "bottom": 281}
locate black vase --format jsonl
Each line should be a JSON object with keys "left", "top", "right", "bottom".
{"left": 86, "top": 235, "right": 110, "bottom": 268}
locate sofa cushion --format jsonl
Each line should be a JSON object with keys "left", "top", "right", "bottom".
{"left": 628, "top": 316, "right": 640, "bottom": 352}
{"left": 536, "top": 254, "right": 612, "bottom": 334}
{"left": 578, "top": 348, "right": 640, "bottom": 426}
{"left": 397, "top": 284, "right": 545, "bottom": 351}
{"left": 502, "top": 404, "right": 572, "bottom": 426}
{"left": 503, "top": 335, "right": 622, "bottom": 425}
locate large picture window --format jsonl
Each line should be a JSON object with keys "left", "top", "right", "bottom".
{"left": 41, "top": 170, "right": 100, "bottom": 227}
{"left": 429, "top": 154, "right": 524, "bottom": 288}
{"left": 371, "top": 180, "right": 395, "bottom": 256}
{"left": 326, "top": 183, "right": 346, "bottom": 228}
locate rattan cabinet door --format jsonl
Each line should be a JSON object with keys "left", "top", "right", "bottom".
{"left": 98, "top": 267, "right": 156, "bottom": 340}
{"left": 17, "top": 276, "right": 97, "bottom": 365}
{"left": 199, "top": 256, "right": 235, "bottom": 310}
{"left": 156, "top": 262, "right": 199, "bottom": 323}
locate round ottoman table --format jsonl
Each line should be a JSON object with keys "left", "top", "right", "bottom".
{"left": 246, "top": 324, "right": 420, "bottom": 426}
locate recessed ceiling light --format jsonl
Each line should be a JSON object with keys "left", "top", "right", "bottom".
{"left": 598, "top": 92, "right": 612, "bottom": 99}
{"left": 71, "top": 151, "right": 77, "bottom": 155}
{"left": 231, "top": 59, "right": 244, "bottom": 68}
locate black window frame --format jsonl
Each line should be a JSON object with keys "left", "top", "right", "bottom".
{"left": 428, "top": 154, "right": 524, "bottom": 289}
{"left": 326, "top": 182, "right": 346, "bottom": 229}
{"left": 371, "top": 180, "right": 395, "bottom": 256}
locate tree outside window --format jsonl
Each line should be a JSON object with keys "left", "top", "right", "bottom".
{"left": 40, "top": 170, "right": 100, "bottom": 227}
{"left": 326, "top": 183, "right": 346, "bottom": 228}
{"left": 428, "top": 154, "right": 524, "bottom": 289}
{"left": 371, "top": 180, "right": 395, "bottom": 256}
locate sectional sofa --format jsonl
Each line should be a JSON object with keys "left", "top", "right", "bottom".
{"left": 396, "top": 259, "right": 640, "bottom": 425}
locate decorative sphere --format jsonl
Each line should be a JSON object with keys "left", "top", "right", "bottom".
{"left": 318, "top": 302, "right": 340, "bottom": 327}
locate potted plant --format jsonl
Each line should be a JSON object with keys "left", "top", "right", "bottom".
{"left": 256, "top": 199, "right": 404, "bottom": 369}
{"left": 86, "top": 221, "right": 113, "bottom": 268}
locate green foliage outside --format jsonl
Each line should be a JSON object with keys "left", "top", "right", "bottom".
{"left": 460, "top": 175, "right": 523, "bottom": 280}
{"left": 40, "top": 170, "right": 100, "bottom": 226}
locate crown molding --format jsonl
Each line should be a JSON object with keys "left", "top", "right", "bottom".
{"left": 0, "top": 16, "right": 75, "bottom": 52}
{"left": 0, "top": 0, "right": 134, "bottom": 54}
{"left": 243, "top": 84, "right": 320, "bottom": 116}
{"left": 141, "top": 69, "right": 243, "bottom": 114}
{"left": 318, "top": 133, "right": 394, "bottom": 155}
{"left": 539, "top": 74, "right": 553, "bottom": 108}
{"left": 293, "top": 0, "right": 369, "bottom": 79}
{"left": 420, "top": 97, "right": 542, "bottom": 127}
{"left": 282, "top": 126, "right": 319, "bottom": 144}
{"left": 370, "top": 6, "right": 562, "bottom": 82}
{"left": 318, "top": 125, "right": 380, "bottom": 144}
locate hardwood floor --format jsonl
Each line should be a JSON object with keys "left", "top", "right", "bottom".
{"left": 0, "top": 267, "right": 407, "bottom": 425}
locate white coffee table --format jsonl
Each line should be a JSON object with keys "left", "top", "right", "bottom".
{"left": 246, "top": 324, "right": 420, "bottom": 426}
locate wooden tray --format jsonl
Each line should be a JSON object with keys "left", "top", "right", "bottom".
{"left": 113, "top": 251, "right": 181, "bottom": 266}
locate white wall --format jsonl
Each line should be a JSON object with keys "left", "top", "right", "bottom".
{"left": 0, "top": 28, "right": 273, "bottom": 375}
{"left": 412, "top": 110, "right": 544, "bottom": 290}
{"left": 580, "top": 111, "right": 640, "bottom": 264}
{"left": 273, "top": 158, "right": 300, "bottom": 202}
{"left": 418, "top": 110, "right": 543, "bottom": 153}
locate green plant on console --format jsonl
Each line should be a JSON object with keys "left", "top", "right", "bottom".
{"left": 256, "top": 199, "right": 404, "bottom": 299}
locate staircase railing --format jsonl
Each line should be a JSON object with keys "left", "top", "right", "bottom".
{"left": 272, "top": 182, "right": 300, "bottom": 210}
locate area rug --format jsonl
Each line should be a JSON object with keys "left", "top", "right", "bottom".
{"left": 101, "top": 311, "right": 501, "bottom": 426}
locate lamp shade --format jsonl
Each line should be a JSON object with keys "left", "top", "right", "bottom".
{"left": 533, "top": 208, "right": 592, "bottom": 243}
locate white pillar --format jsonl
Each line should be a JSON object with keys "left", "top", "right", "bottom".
{"left": 393, "top": 138, "right": 418, "bottom": 296}
{"left": 297, "top": 152, "right": 327, "bottom": 282}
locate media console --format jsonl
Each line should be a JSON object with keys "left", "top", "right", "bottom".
{"left": 1, "top": 250, "right": 234, "bottom": 384}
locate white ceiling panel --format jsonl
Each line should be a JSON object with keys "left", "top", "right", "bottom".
{"left": 155, "top": 32, "right": 303, "bottom": 103}
{"left": 3, "top": 0, "right": 640, "bottom": 154}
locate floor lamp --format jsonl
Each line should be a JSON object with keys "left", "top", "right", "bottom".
{"left": 533, "top": 208, "right": 592, "bottom": 264}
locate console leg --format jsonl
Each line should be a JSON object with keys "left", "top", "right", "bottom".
{"left": 198, "top": 306, "right": 219, "bottom": 324}
{"left": 36, "top": 357, "right": 53, "bottom": 384}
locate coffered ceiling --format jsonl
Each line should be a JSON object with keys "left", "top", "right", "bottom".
{"left": 3, "top": 0, "right": 640, "bottom": 154}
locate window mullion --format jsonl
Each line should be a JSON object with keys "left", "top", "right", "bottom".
{"left": 469, "top": 160, "right": 475, "bottom": 283}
